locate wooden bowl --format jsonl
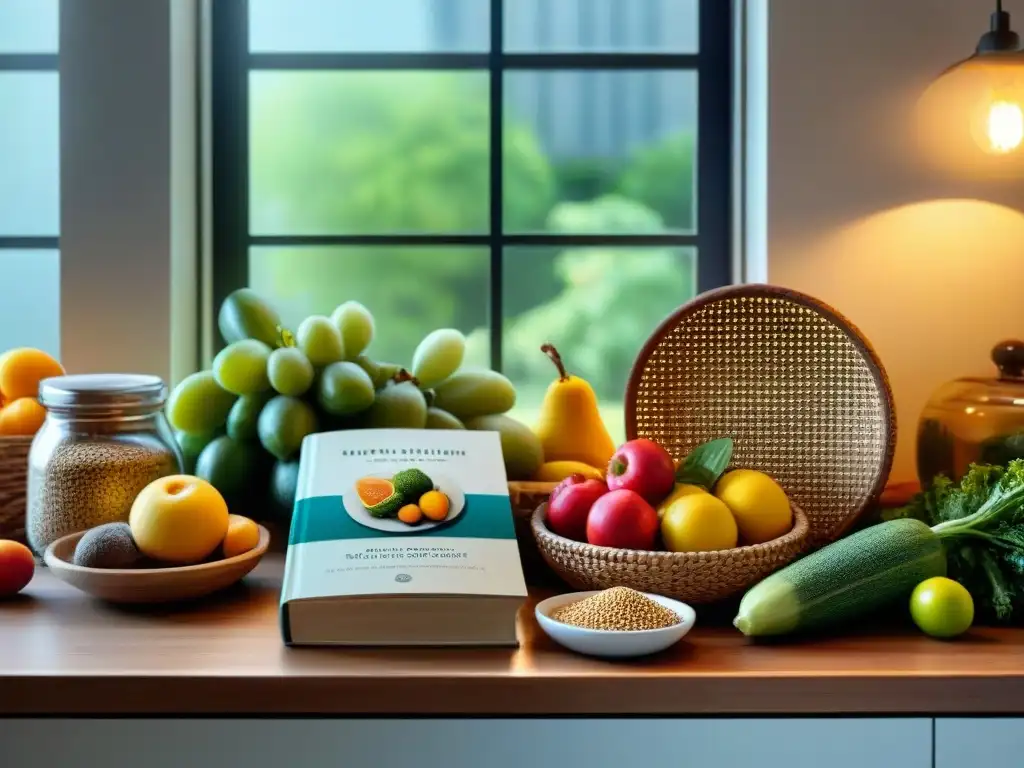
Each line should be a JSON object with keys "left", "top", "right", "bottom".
{"left": 531, "top": 503, "right": 810, "bottom": 605}
{"left": 42, "top": 525, "right": 271, "bottom": 604}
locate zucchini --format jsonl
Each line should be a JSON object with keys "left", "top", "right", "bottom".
{"left": 733, "top": 518, "right": 947, "bottom": 637}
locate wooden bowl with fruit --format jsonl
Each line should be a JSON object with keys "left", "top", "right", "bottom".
{"left": 531, "top": 436, "right": 810, "bottom": 605}
{"left": 43, "top": 475, "right": 270, "bottom": 604}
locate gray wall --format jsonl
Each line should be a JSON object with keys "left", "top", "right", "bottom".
{"left": 767, "top": 0, "right": 1024, "bottom": 483}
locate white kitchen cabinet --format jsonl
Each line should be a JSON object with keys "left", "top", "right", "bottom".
{"left": 0, "top": 718, "right": 932, "bottom": 768}
{"left": 936, "top": 718, "right": 1023, "bottom": 768}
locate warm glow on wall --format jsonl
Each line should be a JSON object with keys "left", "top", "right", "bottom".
{"left": 917, "top": 2, "right": 1024, "bottom": 175}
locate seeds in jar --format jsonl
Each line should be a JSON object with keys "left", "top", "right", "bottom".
{"left": 550, "top": 586, "right": 680, "bottom": 631}
{"left": 28, "top": 439, "right": 178, "bottom": 554}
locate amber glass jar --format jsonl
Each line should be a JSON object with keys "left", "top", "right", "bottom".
{"left": 917, "top": 341, "right": 1024, "bottom": 487}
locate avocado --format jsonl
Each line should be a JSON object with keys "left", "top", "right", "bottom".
{"left": 392, "top": 468, "right": 434, "bottom": 499}
{"left": 73, "top": 522, "right": 143, "bottom": 569}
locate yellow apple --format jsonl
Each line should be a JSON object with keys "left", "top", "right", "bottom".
{"left": 129, "top": 474, "right": 229, "bottom": 564}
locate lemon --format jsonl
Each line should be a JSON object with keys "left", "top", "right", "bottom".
{"left": 660, "top": 492, "right": 738, "bottom": 553}
{"left": 656, "top": 483, "right": 705, "bottom": 520}
{"left": 713, "top": 469, "right": 792, "bottom": 544}
{"left": 910, "top": 577, "right": 974, "bottom": 638}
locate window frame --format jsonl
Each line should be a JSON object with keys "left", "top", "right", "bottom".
{"left": 210, "top": 0, "right": 733, "bottom": 368}
{"left": 0, "top": 50, "right": 59, "bottom": 251}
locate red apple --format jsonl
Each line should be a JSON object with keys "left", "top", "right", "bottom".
{"left": 586, "top": 489, "right": 659, "bottom": 550}
{"left": 606, "top": 438, "right": 676, "bottom": 504}
{"left": 547, "top": 474, "right": 607, "bottom": 541}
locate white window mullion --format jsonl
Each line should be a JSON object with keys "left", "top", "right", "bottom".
{"left": 59, "top": 0, "right": 199, "bottom": 386}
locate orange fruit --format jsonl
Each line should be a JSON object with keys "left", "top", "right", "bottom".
{"left": 355, "top": 476, "right": 395, "bottom": 507}
{"left": 398, "top": 504, "right": 423, "bottom": 525}
{"left": 0, "top": 540, "right": 35, "bottom": 596}
{"left": 222, "top": 514, "right": 260, "bottom": 558}
{"left": 419, "top": 490, "right": 450, "bottom": 521}
{"left": 0, "top": 398, "right": 46, "bottom": 436}
{"left": 0, "top": 348, "right": 64, "bottom": 401}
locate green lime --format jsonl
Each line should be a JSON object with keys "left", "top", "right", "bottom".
{"left": 194, "top": 435, "right": 263, "bottom": 503}
{"left": 175, "top": 429, "right": 220, "bottom": 475}
{"left": 269, "top": 460, "right": 301, "bottom": 522}
{"left": 910, "top": 576, "right": 974, "bottom": 638}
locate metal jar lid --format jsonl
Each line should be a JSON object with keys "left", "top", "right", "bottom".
{"left": 39, "top": 374, "right": 168, "bottom": 414}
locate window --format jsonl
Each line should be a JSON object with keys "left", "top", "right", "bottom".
{"left": 212, "top": 0, "right": 731, "bottom": 442}
{"left": 0, "top": 0, "right": 60, "bottom": 357}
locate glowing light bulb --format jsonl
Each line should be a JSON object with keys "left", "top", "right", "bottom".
{"left": 987, "top": 99, "right": 1024, "bottom": 152}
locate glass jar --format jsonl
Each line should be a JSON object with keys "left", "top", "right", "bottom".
{"left": 917, "top": 340, "right": 1024, "bottom": 487}
{"left": 26, "top": 374, "right": 183, "bottom": 555}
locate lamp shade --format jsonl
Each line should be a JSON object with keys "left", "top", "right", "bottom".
{"left": 917, "top": 1, "right": 1024, "bottom": 179}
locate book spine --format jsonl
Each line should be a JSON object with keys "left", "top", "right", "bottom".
{"left": 279, "top": 434, "right": 320, "bottom": 606}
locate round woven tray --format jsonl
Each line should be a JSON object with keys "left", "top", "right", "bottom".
{"left": 531, "top": 503, "right": 810, "bottom": 604}
{"left": 626, "top": 284, "right": 896, "bottom": 548}
{"left": 0, "top": 435, "right": 32, "bottom": 544}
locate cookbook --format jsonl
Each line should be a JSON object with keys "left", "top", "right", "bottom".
{"left": 280, "top": 428, "right": 528, "bottom": 646}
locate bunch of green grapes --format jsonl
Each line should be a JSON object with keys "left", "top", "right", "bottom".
{"left": 165, "top": 290, "right": 539, "bottom": 520}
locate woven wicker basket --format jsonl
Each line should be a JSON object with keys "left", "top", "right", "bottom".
{"left": 0, "top": 435, "right": 32, "bottom": 544}
{"left": 509, "top": 481, "right": 559, "bottom": 584}
{"left": 626, "top": 284, "right": 896, "bottom": 548}
{"left": 531, "top": 503, "right": 810, "bottom": 604}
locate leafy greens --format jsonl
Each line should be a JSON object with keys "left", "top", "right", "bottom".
{"left": 883, "top": 459, "right": 1024, "bottom": 622}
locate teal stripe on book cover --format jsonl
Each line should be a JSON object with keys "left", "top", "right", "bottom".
{"left": 289, "top": 494, "right": 517, "bottom": 545}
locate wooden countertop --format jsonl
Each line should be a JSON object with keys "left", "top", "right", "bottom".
{"left": 2, "top": 554, "right": 1023, "bottom": 716}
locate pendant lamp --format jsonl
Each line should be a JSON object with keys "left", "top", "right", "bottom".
{"left": 917, "top": 1, "right": 1024, "bottom": 174}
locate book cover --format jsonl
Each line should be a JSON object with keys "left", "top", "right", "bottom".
{"left": 280, "top": 428, "right": 528, "bottom": 646}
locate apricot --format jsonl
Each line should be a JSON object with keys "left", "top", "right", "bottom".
{"left": 0, "top": 348, "right": 64, "bottom": 401}
{"left": 418, "top": 490, "right": 450, "bottom": 521}
{"left": 222, "top": 514, "right": 260, "bottom": 559}
{"left": 0, "top": 398, "right": 46, "bottom": 436}
{"left": 397, "top": 504, "right": 423, "bottom": 525}
{"left": 0, "top": 540, "right": 35, "bottom": 597}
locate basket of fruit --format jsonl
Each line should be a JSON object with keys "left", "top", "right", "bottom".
{"left": 0, "top": 436, "right": 33, "bottom": 543}
{"left": 0, "top": 348, "right": 65, "bottom": 544}
{"left": 532, "top": 436, "right": 810, "bottom": 604}
{"left": 626, "top": 284, "right": 896, "bottom": 548}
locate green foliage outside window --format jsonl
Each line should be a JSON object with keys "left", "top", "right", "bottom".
{"left": 249, "top": 72, "right": 696, "bottom": 406}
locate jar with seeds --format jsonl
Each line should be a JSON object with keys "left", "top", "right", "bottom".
{"left": 26, "top": 374, "right": 183, "bottom": 556}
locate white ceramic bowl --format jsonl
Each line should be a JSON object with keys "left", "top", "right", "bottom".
{"left": 535, "top": 590, "right": 697, "bottom": 659}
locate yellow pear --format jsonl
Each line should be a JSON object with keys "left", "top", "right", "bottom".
{"left": 533, "top": 344, "right": 616, "bottom": 471}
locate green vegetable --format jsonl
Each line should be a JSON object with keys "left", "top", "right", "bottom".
{"left": 734, "top": 459, "right": 1024, "bottom": 635}
{"left": 392, "top": 468, "right": 434, "bottom": 499}
{"left": 366, "top": 492, "right": 405, "bottom": 519}
{"left": 734, "top": 518, "right": 947, "bottom": 636}
{"left": 884, "top": 460, "right": 1024, "bottom": 623}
